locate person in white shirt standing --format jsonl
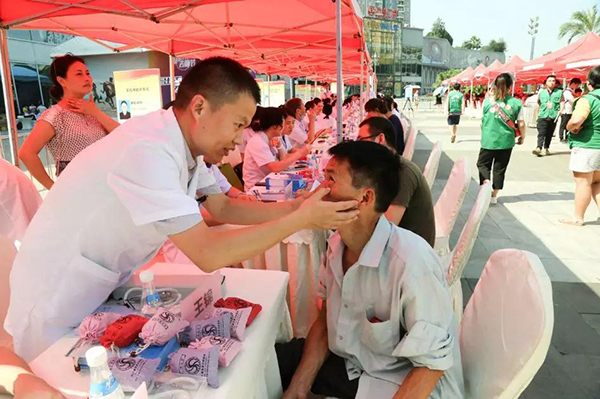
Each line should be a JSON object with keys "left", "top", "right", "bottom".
{"left": 276, "top": 140, "right": 463, "bottom": 399}
{"left": 285, "top": 98, "right": 316, "bottom": 148}
{"left": 559, "top": 78, "right": 581, "bottom": 143}
{"left": 6, "top": 58, "right": 359, "bottom": 362}
{"left": 243, "top": 107, "right": 309, "bottom": 190}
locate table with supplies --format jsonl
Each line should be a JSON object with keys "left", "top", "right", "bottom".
{"left": 29, "top": 265, "right": 290, "bottom": 399}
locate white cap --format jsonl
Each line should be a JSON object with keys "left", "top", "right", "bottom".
{"left": 139, "top": 270, "right": 154, "bottom": 283}
{"left": 85, "top": 346, "right": 108, "bottom": 368}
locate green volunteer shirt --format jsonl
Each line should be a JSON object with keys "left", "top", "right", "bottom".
{"left": 448, "top": 91, "right": 464, "bottom": 115}
{"left": 537, "top": 88, "right": 563, "bottom": 120}
{"left": 481, "top": 95, "right": 523, "bottom": 150}
{"left": 570, "top": 89, "right": 600, "bottom": 150}
{"left": 391, "top": 157, "right": 435, "bottom": 247}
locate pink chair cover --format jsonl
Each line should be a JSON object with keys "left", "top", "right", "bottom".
{"left": 423, "top": 141, "right": 442, "bottom": 189}
{"left": 459, "top": 249, "right": 553, "bottom": 399}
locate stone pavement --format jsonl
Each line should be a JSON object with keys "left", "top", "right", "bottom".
{"left": 410, "top": 108, "right": 600, "bottom": 398}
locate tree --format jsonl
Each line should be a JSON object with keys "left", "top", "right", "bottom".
{"left": 558, "top": 5, "right": 600, "bottom": 43}
{"left": 426, "top": 18, "right": 454, "bottom": 46}
{"left": 483, "top": 39, "right": 507, "bottom": 52}
{"left": 462, "top": 36, "right": 482, "bottom": 50}
{"left": 433, "top": 68, "right": 463, "bottom": 88}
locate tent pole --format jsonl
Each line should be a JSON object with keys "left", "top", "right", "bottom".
{"left": 335, "top": 0, "right": 343, "bottom": 143}
{"left": 267, "top": 73, "right": 271, "bottom": 106}
{"left": 359, "top": 51, "right": 364, "bottom": 121}
{"left": 169, "top": 54, "right": 176, "bottom": 102}
{"left": 0, "top": 29, "right": 20, "bottom": 167}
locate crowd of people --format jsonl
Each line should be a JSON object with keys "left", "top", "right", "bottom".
{"left": 1, "top": 54, "right": 465, "bottom": 399}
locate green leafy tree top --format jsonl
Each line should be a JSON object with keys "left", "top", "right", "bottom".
{"left": 558, "top": 5, "right": 600, "bottom": 43}
{"left": 426, "top": 18, "right": 454, "bottom": 46}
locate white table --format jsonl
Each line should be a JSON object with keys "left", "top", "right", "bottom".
{"left": 29, "top": 266, "right": 290, "bottom": 399}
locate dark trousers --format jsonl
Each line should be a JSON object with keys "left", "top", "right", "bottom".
{"left": 477, "top": 148, "right": 513, "bottom": 190}
{"left": 559, "top": 114, "right": 572, "bottom": 141}
{"left": 276, "top": 338, "right": 359, "bottom": 399}
{"left": 536, "top": 118, "right": 557, "bottom": 149}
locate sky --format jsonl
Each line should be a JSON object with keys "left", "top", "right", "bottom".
{"left": 411, "top": 0, "right": 599, "bottom": 60}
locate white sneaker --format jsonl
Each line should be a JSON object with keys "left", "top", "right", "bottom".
{"left": 490, "top": 196, "right": 498, "bottom": 205}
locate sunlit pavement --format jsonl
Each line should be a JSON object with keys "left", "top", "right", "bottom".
{"left": 411, "top": 105, "right": 600, "bottom": 398}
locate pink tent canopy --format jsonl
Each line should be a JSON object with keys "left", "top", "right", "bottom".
{"left": 554, "top": 44, "right": 600, "bottom": 78}
{"left": 3, "top": 0, "right": 368, "bottom": 79}
{"left": 461, "top": 63, "right": 486, "bottom": 83}
{"left": 477, "top": 59, "right": 503, "bottom": 83}
{"left": 443, "top": 66, "right": 474, "bottom": 86}
{"left": 487, "top": 55, "right": 525, "bottom": 80}
{"left": 518, "top": 32, "right": 600, "bottom": 82}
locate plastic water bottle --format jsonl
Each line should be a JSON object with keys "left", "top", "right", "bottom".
{"left": 140, "top": 270, "right": 163, "bottom": 316}
{"left": 86, "top": 346, "right": 125, "bottom": 399}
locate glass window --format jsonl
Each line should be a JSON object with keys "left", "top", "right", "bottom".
{"left": 11, "top": 63, "right": 43, "bottom": 115}
{"left": 7, "top": 30, "right": 32, "bottom": 41}
{"left": 38, "top": 64, "right": 52, "bottom": 107}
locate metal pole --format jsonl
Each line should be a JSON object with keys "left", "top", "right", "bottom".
{"left": 267, "top": 74, "right": 271, "bottom": 106}
{"left": 359, "top": 52, "right": 364, "bottom": 121}
{"left": 169, "top": 54, "right": 176, "bottom": 102}
{"left": 0, "top": 29, "right": 20, "bottom": 166}
{"left": 335, "top": 0, "right": 343, "bottom": 143}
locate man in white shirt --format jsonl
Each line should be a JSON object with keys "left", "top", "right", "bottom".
{"left": 276, "top": 141, "right": 463, "bottom": 399}
{"left": 6, "top": 58, "right": 359, "bottom": 361}
{"left": 243, "top": 107, "right": 309, "bottom": 190}
{"left": 285, "top": 98, "right": 316, "bottom": 148}
{"left": 559, "top": 78, "right": 581, "bottom": 143}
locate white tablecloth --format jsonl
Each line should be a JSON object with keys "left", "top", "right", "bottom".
{"left": 29, "top": 266, "right": 290, "bottom": 399}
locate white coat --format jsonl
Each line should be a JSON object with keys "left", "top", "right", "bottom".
{"left": 0, "top": 158, "right": 42, "bottom": 246}
{"left": 5, "top": 108, "right": 216, "bottom": 361}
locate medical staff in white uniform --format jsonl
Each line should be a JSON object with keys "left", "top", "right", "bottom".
{"left": 285, "top": 98, "right": 315, "bottom": 148}
{"left": 6, "top": 57, "right": 360, "bottom": 361}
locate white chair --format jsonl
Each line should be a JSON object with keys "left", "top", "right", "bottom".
{"left": 423, "top": 141, "right": 442, "bottom": 189}
{"left": 402, "top": 126, "right": 417, "bottom": 161}
{"left": 444, "top": 181, "right": 492, "bottom": 320}
{"left": 0, "top": 235, "right": 17, "bottom": 349}
{"left": 460, "top": 249, "right": 554, "bottom": 399}
{"left": 400, "top": 117, "right": 409, "bottom": 142}
{"left": 433, "top": 158, "right": 470, "bottom": 256}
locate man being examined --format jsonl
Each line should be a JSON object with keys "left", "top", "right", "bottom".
{"left": 276, "top": 140, "right": 463, "bottom": 399}
{"left": 358, "top": 117, "right": 435, "bottom": 246}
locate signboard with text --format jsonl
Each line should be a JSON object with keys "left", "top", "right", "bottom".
{"left": 257, "top": 80, "right": 286, "bottom": 107}
{"left": 367, "top": 6, "right": 399, "bottom": 20}
{"left": 114, "top": 68, "right": 162, "bottom": 123}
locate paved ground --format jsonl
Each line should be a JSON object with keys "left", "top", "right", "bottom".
{"left": 410, "top": 108, "right": 600, "bottom": 398}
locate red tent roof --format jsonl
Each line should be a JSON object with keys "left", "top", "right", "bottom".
{"left": 444, "top": 66, "right": 474, "bottom": 85}
{"left": 1, "top": 0, "right": 368, "bottom": 80}
{"left": 461, "top": 63, "right": 486, "bottom": 83}
{"left": 487, "top": 55, "right": 526, "bottom": 80}
{"left": 518, "top": 32, "right": 600, "bottom": 80}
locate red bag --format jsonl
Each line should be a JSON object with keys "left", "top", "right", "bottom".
{"left": 100, "top": 315, "right": 149, "bottom": 348}
{"left": 214, "top": 297, "right": 262, "bottom": 327}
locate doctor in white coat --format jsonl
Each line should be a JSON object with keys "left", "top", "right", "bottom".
{"left": 6, "top": 57, "right": 359, "bottom": 361}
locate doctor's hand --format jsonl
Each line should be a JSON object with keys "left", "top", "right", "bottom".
{"left": 296, "top": 187, "right": 359, "bottom": 230}
{"left": 67, "top": 95, "right": 100, "bottom": 117}
{"left": 13, "top": 373, "right": 65, "bottom": 399}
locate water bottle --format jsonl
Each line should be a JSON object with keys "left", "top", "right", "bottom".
{"left": 86, "top": 346, "right": 125, "bottom": 399}
{"left": 140, "top": 270, "right": 163, "bottom": 316}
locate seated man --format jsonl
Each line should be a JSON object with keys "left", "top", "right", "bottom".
{"left": 357, "top": 117, "right": 435, "bottom": 247}
{"left": 364, "top": 98, "right": 404, "bottom": 154}
{"left": 276, "top": 141, "right": 463, "bottom": 399}
{"left": 243, "top": 107, "right": 309, "bottom": 190}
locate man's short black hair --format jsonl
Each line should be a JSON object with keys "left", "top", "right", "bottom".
{"left": 328, "top": 141, "right": 400, "bottom": 213}
{"left": 174, "top": 57, "right": 260, "bottom": 110}
{"left": 359, "top": 117, "right": 397, "bottom": 150}
{"left": 305, "top": 100, "right": 315, "bottom": 110}
{"left": 383, "top": 96, "right": 396, "bottom": 112}
{"left": 284, "top": 98, "right": 303, "bottom": 117}
{"left": 545, "top": 75, "right": 557, "bottom": 85}
{"left": 588, "top": 65, "right": 600, "bottom": 90}
{"left": 575, "top": 88, "right": 583, "bottom": 94}
{"left": 259, "top": 107, "right": 284, "bottom": 131}
{"left": 313, "top": 98, "right": 322, "bottom": 105}
{"left": 365, "top": 98, "right": 388, "bottom": 114}
{"left": 453, "top": 83, "right": 461, "bottom": 90}
{"left": 570, "top": 78, "right": 582, "bottom": 86}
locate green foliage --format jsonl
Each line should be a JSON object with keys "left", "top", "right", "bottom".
{"left": 426, "top": 18, "right": 454, "bottom": 46}
{"left": 433, "top": 68, "right": 463, "bottom": 88}
{"left": 558, "top": 5, "right": 600, "bottom": 43}
{"left": 483, "top": 39, "right": 507, "bottom": 52}
{"left": 462, "top": 36, "right": 482, "bottom": 50}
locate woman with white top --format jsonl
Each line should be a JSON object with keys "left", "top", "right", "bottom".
{"left": 18, "top": 55, "right": 119, "bottom": 190}
{"left": 243, "top": 107, "right": 309, "bottom": 190}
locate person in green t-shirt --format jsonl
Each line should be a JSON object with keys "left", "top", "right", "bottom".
{"left": 532, "top": 75, "right": 563, "bottom": 156}
{"left": 477, "top": 73, "right": 526, "bottom": 204}
{"left": 559, "top": 66, "right": 600, "bottom": 227}
{"left": 446, "top": 83, "right": 465, "bottom": 143}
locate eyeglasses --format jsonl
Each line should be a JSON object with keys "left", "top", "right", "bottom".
{"left": 357, "top": 135, "right": 378, "bottom": 142}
